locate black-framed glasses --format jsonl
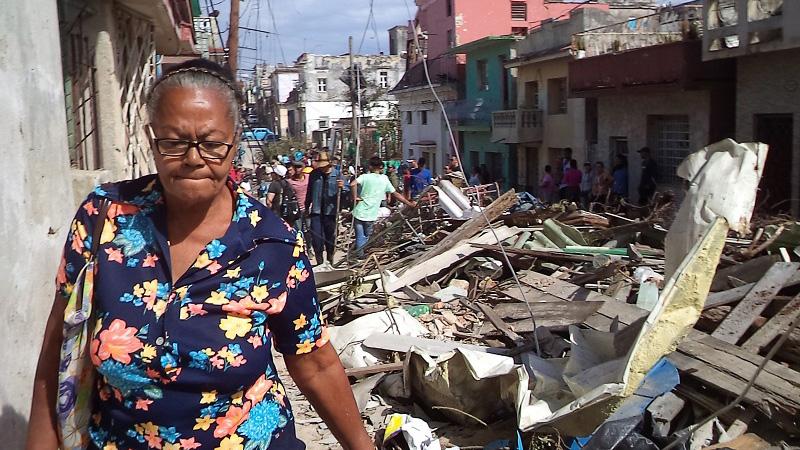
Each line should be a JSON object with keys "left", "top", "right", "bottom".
{"left": 153, "top": 138, "right": 234, "bottom": 160}
{"left": 148, "top": 126, "right": 234, "bottom": 160}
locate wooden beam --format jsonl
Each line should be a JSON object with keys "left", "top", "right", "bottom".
{"left": 471, "top": 244, "right": 596, "bottom": 263}
{"left": 741, "top": 293, "right": 800, "bottom": 354}
{"left": 476, "top": 302, "right": 524, "bottom": 343}
{"left": 712, "top": 262, "right": 800, "bottom": 344}
{"left": 344, "top": 362, "right": 404, "bottom": 378}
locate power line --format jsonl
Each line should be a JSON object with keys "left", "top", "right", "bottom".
{"left": 400, "top": 0, "right": 542, "bottom": 355}
{"left": 266, "top": 0, "right": 287, "bottom": 64}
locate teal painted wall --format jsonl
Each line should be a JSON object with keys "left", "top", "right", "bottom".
{"left": 461, "top": 39, "right": 517, "bottom": 190}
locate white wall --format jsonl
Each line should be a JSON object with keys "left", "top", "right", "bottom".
{"left": 0, "top": 1, "right": 76, "bottom": 447}
{"left": 274, "top": 72, "right": 300, "bottom": 103}
{"left": 302, "top": 100, "right": 398, "bottom": 141}
{"left": 397, "top": 86, "right": 457, "bottom": 176}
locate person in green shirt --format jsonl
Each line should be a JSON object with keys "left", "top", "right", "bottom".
{"left": 351, "top": 156, "right": 416, "bottom": 257}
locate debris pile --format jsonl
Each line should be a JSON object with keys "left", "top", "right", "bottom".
{"left": 316, "top": 140, "right": 800, "bottom": 449}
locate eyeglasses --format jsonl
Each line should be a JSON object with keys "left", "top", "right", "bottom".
{"left": 148, "top": 126, "right": 234, "bottom": 160}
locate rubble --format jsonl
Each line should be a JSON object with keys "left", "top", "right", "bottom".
{"left": 312, "top": 140, "right": 800, "bottom": 448}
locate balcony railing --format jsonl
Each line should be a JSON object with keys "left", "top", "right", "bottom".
{"left": 491, "top": 109, "right": 543, "bottom": 144}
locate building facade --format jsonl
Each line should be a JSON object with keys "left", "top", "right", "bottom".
{"left": 394, "top": 0, "right": 613, "bottom": 178}
{"left": 569, "top": 3, "right": 736, "bottom": 202}
{"left": 286, "top": 53, "right": 405, "bottom": 145}
{"left": 449, "top": 36, "right": 521, "bottom": 188}
{"left": 500, "top": 6, "right": 658, "bottom": 192}
{"left": 58, "top": 0, "right": 197, "bottom": 198}
{"left": 702, "top": 0, "right": 800, "bottom": 215}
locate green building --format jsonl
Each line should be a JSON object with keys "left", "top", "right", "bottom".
{"left": 447, "top": 36, "right": 520, "bottom": 190}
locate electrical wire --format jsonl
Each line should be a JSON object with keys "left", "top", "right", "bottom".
{"left": 661, "top": 306, "right": 800, "bottom": 450}
{"left": 357, "top": 0, "right": 375, "bottom": 54}
{"left": 401, "top": 0, "right": 541, "bottom": 355}
{"left": 266, "top": 0, "right": 287, "bottom": 65}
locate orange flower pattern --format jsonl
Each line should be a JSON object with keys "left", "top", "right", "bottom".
{"left": 56, "top": 175, "right": 327, "bottom": 449}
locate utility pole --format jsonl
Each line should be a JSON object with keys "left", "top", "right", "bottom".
{"left": 349, "top": 35, "right": 358, "bottom": 160}
{"left": 228, "top": 0, "right": 240, "bottom": 80}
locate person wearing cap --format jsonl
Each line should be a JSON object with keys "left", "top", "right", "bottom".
{"left": 306, "top": 151, "right": 344, "bottom": 265}
{"left": 638, "top": 146, "right": 658, "bottom": 205}
{"left": 266, "top": 164, "right": 288, "bottom": 216}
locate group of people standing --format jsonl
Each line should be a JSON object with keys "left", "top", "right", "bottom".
{"left": 538, "top": 147, "right": 658, "bottom": 208}
{"left": 248, "top": 150, "right": 422, "bottom": 266}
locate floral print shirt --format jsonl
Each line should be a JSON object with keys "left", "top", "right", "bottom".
{"left": 57, "top": 175, "right": 328, "bottom": 450}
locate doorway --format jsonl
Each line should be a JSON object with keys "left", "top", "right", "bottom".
{"left": 755, "top": 114, "right": 794, "bottom": 213}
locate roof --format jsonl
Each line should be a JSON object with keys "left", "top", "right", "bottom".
{"left": 505, "top": 44, "right": 571, "bottom": 68}
{"left": 445, "top": 35, "right": 522, "bottom": 55}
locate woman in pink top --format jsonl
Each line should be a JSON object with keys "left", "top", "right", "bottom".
{"left": 539, "top": 165, "right": 556, "bottom": 203}
{"left": 286, "top": 161, "right": 310, "bottom": 232}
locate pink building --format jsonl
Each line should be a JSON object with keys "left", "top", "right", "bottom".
{"left": 410, "top": 0, "right": 610, "bottom": 66}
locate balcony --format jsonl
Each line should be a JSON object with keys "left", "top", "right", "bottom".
{"left": 491, "top": 109, "right": 543, "bottom": 144}
{"left": 703, "top": 0, "right": 800, "bottom": 60}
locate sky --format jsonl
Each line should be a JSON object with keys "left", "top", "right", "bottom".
{"left": 207, "top": 0, "right": 412, "bottom": 75}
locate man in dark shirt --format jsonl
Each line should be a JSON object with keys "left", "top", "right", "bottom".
{"left": 305, "top": 151, "right": 343, "bottom": 265}
{"left": 638, "top": 147, "right": 658, "bottom": 205}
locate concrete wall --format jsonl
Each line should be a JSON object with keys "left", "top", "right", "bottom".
{"left": 298, "top": 54, "right": 405, "bottom": 103}
{"left": 736, "top": 49, "right": 800, "bottom": 213}
{"left": 0, "top": 0, "right": 77, "bottom": 447}
{"left": 597, "top": 89, "right": 712, "bottom": 201}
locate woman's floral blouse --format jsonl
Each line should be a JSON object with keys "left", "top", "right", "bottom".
{"left": 57, "top": 175, "right": 328, "bottom": 450}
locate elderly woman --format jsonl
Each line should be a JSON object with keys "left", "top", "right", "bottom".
{"left": 26, "top": 59, "right": 372, "bottom": 450}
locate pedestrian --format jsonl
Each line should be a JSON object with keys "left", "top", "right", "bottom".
{"left": 387, "top": 164, "right": 400, "bottom": 191}
{"left": 410, "top": 157, "right": 432, "bottom": 198}
{"left": 592, "top": 161, "right": 613, "bottom": 203}
{"left": 638, "top": 146, "right": 658, "bottom": 205}
{"left": 351, "top": 157, "right": 416, "bottom": 258}
{"left": 265, "top": 164, "right": 286, "bottom": 215}
{"left": 539, "top": 165, "right": 556, "bottom": 203}
{"left": 469, "top": 166, "right": 482, "bottom": 186}
{"left": 449, "top": 155, "right": 461, "bottom": 173}
{"left": 27, "top": 58, "right": 371, "bottom": 450}
{"left": 611, "top": 154, "right": 629, "bottom": 201}
{"left": 558, "top": 147, "right": 573, "bottom": 199}
{"left": 563, "top": 159, "right": 582, "bottom": 202}
{"left": 580, "top": 161, "right": 593, "bottom": 209}
{"left": 305, "top": 151, "right": 343, "bottom": 266}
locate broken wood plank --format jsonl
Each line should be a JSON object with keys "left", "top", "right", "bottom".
{"left": 705, "top": 270, "right": 800, "bottom": 309}
{"left": 479, "top": 301, "right": 603, "bottom": 334}
{"left": 711, "top": 255, "right": 780, "bottom": 292}
{"left": 477, "top": 302, "right": 524, "bottom": 343}
{"left": 344, "top": 362, "right": 404, "bottom": 378}
{"left": 471, "top": 244, "right": 596, "bottom": 263}
{"left": 383, "top": 226, "right": 519, "bottom": 293}
{"left": 585, "top": 220, "right": 655, "bottom": 243}
{"left": 363, "top": 332, "right": 512, "bottom": 357}
{"left": 711, "top": 262, "right": 800, "bottom": 344}
{"left": 411, "top": 189, "right": 518, "bottom": 264}
{"left": 521, "top": 271, "right": 611, "bottom": 303}
{"left": 742, "top": 293, "right": 800, "bottom": 354}
{"left": 568, "top": 261, "right": 627, "bottom": 286}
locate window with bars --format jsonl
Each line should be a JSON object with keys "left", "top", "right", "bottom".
{"left": 379, "top": 71, "right": 389, "bottom": 88}
{"left": 511, "top": 1, "right": 527, "bottom": 21}
{"left": 647, "top": 115, "right": 690, "bottom": 185}
{"left": 317, "top": 78, "right": 327, "bottom": 92}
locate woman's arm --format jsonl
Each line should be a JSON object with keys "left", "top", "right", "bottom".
{"left": 26, "top": 294, "right": 66, "bottom": 450}
{"left": 285, "top": 343, "right": 373, "bottom": 450}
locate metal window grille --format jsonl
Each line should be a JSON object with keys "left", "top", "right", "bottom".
{"left": 511, "top": 2, "right": 528, "bottom": 21}
{"left": 648, "top": 115, "right": 690, "bottom": 185}
{"left": 317, "top": 78, "right": 327, "bottom": 92}
{"left": 379, "top": 71, "right": 389, "bottom": 88}
{"left": 60, "top": 1, "right": 100, "bottom": 170}
{"left": 116, "top": 5, "right": 156, "bottom": 178}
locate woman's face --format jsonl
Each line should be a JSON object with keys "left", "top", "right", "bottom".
{"left": 149, "top": 87, "right": 237, "bottom": 206}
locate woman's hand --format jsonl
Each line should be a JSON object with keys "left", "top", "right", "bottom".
{"left": 285, "top": 343, "right": 374, "bottom": 450}
{"left": 26, "top": 293, "right": 67, "bottom": 450}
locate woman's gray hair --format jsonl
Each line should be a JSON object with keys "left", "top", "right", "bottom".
{"left": 146, "top": 60, "right": 242, "bottom": 132}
